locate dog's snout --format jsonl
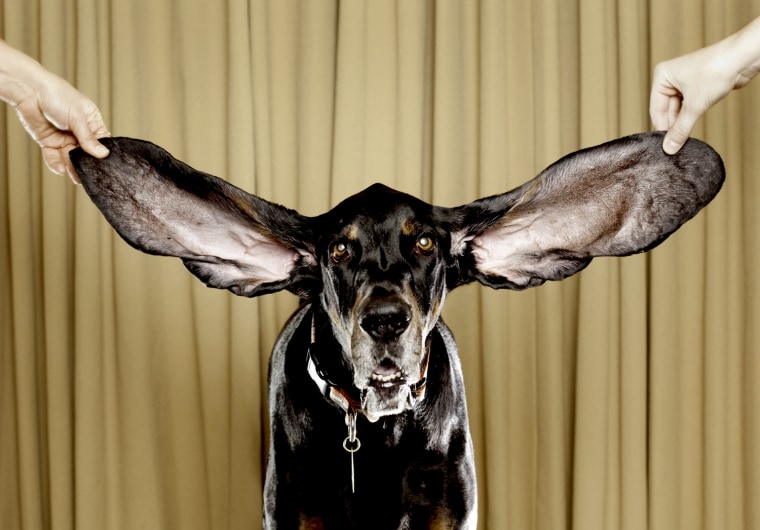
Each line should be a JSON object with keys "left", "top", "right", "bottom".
{"left": 360, "top": 300, "right": 411, "bottom": 341}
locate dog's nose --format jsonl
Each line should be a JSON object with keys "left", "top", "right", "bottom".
{"left": 360, "top": 300, "right": 411, "bottom": 341}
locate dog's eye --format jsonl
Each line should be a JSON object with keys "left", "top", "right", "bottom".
{"left": 331, "top": 242, "right": 350, "bottom": 262}
{"left": 415, "top": 235, "right": 435, "bottom": 254}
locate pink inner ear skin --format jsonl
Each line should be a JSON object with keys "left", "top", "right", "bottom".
{"left": 251, "top": 243, "right": 303, "bottom": 282}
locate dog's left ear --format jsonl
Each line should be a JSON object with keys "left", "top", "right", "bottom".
{"left": 71, "top": 137, "right": 318, "bottom": 298}
{"left": 445, "top": 132, "right": 725, "bottom": 290}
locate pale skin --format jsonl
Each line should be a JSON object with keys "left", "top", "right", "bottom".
{"left": 0, "top": 39, "right": 110, "bottom": 183}
{"left": 651, "top": 16, "right": 760, "bottom": 154}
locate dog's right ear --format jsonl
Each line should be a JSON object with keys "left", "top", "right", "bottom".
{"left": 71, "top": 137, "right": 318, "bottom": 298}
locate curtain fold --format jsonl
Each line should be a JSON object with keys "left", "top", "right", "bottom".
{"left": 2, "top": 1, "right": 758, "bottom": 529}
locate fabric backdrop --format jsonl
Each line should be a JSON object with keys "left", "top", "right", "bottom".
{"left": 2, "top": 1, "right": 759, "bottom": 529}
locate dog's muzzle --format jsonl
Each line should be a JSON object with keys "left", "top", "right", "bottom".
{"left": 307, "top": 312, "right": 430, "bottom": 423}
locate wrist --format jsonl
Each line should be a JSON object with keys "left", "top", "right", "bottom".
{"left": 0, "top": 40, "right": 52, "bottom": 106}
{"left": 720, "top": 16, "right": 760, "bottom": 87}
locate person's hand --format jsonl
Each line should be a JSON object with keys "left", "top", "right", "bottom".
{"left": 0, "top": 40, "right": 110, "bottom": 182}
{"left": 12, "top": 74, "right": 110, "bottom": 182}
{"left": 650, "top": 17, "right": 760, "bottom": 155}
{"left": 650, "top": 48, "right": 742, "bottom": 154}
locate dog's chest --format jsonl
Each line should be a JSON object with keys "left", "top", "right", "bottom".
{"left": 265, "top": 305, "right": 476, "bottom": 529}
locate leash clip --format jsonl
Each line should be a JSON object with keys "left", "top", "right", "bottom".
{"left": 342, "top": 411, "right": 360, "bottom": 493}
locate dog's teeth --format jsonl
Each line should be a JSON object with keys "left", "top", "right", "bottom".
{"left": 371, "top": 371, "right": 404, "bottom": 383}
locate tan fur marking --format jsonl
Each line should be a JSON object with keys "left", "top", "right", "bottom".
{"left": 298, "top": 514, "right": 324, "bottom": 529}
{"left": 431, "top": 298, "right": 441, "bottom": 319}
{"left": 402, "top": 218, "right": 416, "bottom": 236}
{"left": 429, "top": 512, "right": 454, "bottom": 529}
{"left": 344, "top": 223, "right": 359, "bottom": 240}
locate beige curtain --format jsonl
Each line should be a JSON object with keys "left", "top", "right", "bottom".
{"left": 2, "top": 1, "right": 759, "bottom": 529}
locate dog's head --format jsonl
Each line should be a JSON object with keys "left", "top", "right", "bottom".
{"left": 308, "top": 185, "right": 454, "bottom": 418}
{"left": 71, "top": 132, "right": 724, "bottom": 420}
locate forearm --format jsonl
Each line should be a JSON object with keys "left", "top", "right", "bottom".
{"left": 713, "top": 16, "right": 760, "bottom": 89}
{"left": 0, "top": 40, "right": 49, "bottom": 106}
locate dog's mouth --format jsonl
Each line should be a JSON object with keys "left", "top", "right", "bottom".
{"left": 369, "top": 359, "right": 409, "bottom": 388}
{"left": 358, "top": 357, "right": 426, "bottom": 422}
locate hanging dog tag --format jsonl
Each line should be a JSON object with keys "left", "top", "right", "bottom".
{"left": 343, "top": 412, "right": 361, "bottom": 493}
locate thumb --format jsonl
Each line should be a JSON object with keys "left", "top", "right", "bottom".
{"left": 70, "top": 109, "right": 111, "bottom": 158}
{"left": 661, "top": 110, "right": 700, "bottom": 155}
{"left": 79, "top": 131, "right": 111, "bottom": 158}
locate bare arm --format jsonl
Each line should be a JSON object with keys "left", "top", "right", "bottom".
{"left": 650, "top": 16, "right": 760, "bottom": 154}
{"left": 0, "top": 39, "right": 110, "bottom": 182}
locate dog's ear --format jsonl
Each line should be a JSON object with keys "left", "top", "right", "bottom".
{"left": 71, "top": 137, "right": 318, "bottom": 298}
{"left": 445, "top": 132, "right": 725, "bottom": 290}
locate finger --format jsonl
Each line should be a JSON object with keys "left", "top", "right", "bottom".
{"left": 80, "top": 134, "right": 110, "bottom": 159}
{"left": 41, "top": 145, "right": 67, "bottom": 176}
{"left": 662, "top": 110, "right": 700, "bottom": 155}
{"left": 649, "top": 69, "right": 680, "bottom": 130}
{"left": 651, "top": 95, "right": 682, "bottom": 131}
{"left": 69, "top": 109, "right": 111, "bottom": 158}
{"left": 666, "top": 96, "right": 682, "bottom": 129}
{"left": 649, "top": 92, "right": 673, "bottom": 130}
{"left": 60, "top": 145, "right": 82, "bottom": 184}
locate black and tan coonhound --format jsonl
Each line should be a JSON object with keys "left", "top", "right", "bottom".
{"left": 71, "top": 131, "right": 724, "bottom": 529}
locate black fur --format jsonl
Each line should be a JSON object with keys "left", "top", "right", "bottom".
{"left": 70, "top": 131, "right": 724, "bottom": 529}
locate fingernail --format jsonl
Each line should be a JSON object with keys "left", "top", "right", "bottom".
{"left": 94, "top": 144, "right": 110, "bottom": 157}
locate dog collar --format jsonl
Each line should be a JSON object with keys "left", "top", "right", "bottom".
{"left": 305, "top": 313, "right": 430, "bottom": 493}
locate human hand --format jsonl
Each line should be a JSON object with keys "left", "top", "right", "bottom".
{"left": 13, "top": 74, "right": 110, "bottom": 182}
{"left": 650, "top": 49, "right": 738, "bottom": 154}
{"left": 650, "top": 17, "right": 760, "bottom": 154}
{"left": 0, "top": 40, "right": 110, "bottom": 183}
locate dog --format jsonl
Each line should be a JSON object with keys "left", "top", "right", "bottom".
{"left": 70, "top": 131, "right": 724, "bottom": 529}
